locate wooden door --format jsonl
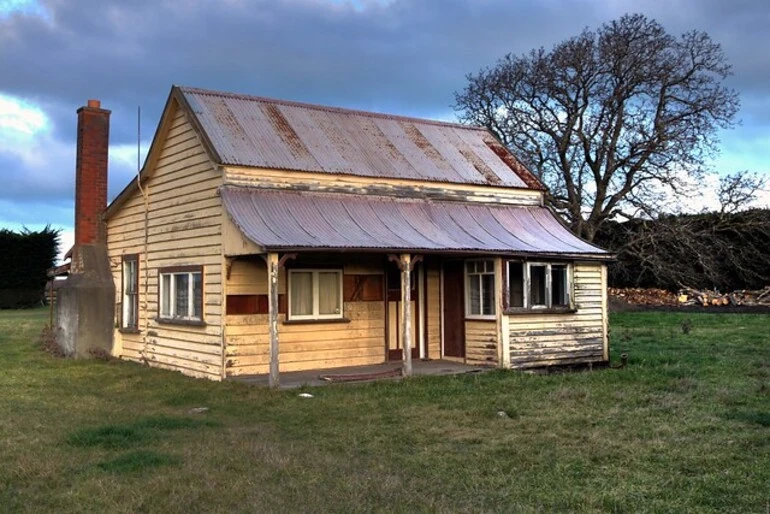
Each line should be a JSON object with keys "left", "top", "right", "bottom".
{"left": 386, "top": 262, "right": 420, "bottom": 361}
{"left": 442, "top": 260, "right": 465, "bottom": 358}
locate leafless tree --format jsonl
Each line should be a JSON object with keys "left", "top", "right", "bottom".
{"left": 717, "top": 171, "right": 767, "bottom": 215}
{"left": 455, "top": 14, "right": 740, "bottom": 240}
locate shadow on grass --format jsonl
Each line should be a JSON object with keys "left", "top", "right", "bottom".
{"left": 97, "top": 450, "right": 181, "bottom": 474}
{"left": 66, "top": 415, "right": 220, "bottom": 449}
{"left": 723, "top": 410, "right": 770, "bottom": 427}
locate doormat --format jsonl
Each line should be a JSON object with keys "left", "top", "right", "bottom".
{"left": 319, "top": 367, "right": 403, "bottom": 383}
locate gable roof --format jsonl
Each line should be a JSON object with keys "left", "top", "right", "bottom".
{"left": 176, "top": 86, "right": 543, "bottom": 189}
{"left": 106, "top": 85, "right": 544, "bottom": 220}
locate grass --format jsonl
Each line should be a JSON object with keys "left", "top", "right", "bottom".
{"left": 1, "top": 308, "right": 768, "bottom": 513}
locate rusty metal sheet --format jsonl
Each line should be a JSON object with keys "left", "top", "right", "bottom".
{"left": 179, "top": 86, "right": 532, "bottom": 188}
{"left": 221, "top": 187, "right": 609, "bottom": 257}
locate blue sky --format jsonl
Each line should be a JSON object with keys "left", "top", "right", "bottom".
{"left": 1, "top": 0, "right": 768, "bottom": 259}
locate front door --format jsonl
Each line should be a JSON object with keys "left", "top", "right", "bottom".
{"left": 386, "top": 262, "right": 420, "bottom": 361}
{"left": 442, "top": 260, "right": 465, "bottom": 358}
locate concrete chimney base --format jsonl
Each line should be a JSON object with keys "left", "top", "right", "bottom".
{"left": 56, "top": 244, "right": 115, "bottom": 358}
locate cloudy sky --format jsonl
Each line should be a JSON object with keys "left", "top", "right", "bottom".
{"left": 1, "top": 0, "right": 768, "bottom": 258}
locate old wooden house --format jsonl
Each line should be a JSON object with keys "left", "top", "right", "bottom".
{"left": 73, "top": 86, "right": 611, "bottom": 385}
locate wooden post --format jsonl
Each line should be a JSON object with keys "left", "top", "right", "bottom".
{"left": 266, "top": 252, "right": 280, "bottom": 388}
{"left": 495, "top": 257, "right": 511, "bottom": 368}
{"left": 400, "top": 253, "right": 413, "bottom": 377}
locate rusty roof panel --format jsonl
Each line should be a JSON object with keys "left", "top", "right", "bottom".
{"left": 179, "top": 86, "right": 535, "bottom": 188}
{"left": 221, "top": 187, "right": 608, "bottom": 256}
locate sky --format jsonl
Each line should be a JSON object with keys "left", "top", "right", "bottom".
{"left": 1, "top": 0, "right": 768, "bottom": 260}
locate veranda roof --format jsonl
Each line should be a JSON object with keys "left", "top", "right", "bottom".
{"left": 221, "top": 186, "right": 609, "bottom": 259}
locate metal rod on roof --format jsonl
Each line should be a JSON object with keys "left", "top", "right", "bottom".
{"left": 137, "top": 105, "right": 141, "bottom": 178}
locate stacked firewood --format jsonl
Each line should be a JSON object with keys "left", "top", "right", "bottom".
{"left": 677, "top": 286, "right": 770, "bottom": 307}
{"left": 609, "top": 286, "right": 770, "bottom": 307}
{"left": 608, "top": 288, "right": 678, "bottom": 306}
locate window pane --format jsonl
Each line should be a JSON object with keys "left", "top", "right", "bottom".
{"left": 290, "top": 272, "right": 313, "bottom": 316}
{"left": 123, "top": 260, "right": 138, "bottom": 328}
{"left": 126, "top": 299, "right": 136, "bottom": 328}
{"left": 125, "top": 260, "right": 137, "bottom": 294}
{"left": 175, "top": 273, "right": 189, "bottom": 317}
{"left": 508, "top": 262, "right": 524, "bottom": 308}
{"left": 551, "top": 265, "right": 568, "bottom": 307}
{"left": 318, "top": 272, "right": 340, "bottom": 315}
{"left": 482, "top": 273, "right": 495, "bottom": 315}
{"left": 193, "top": 272, "right": 203, "bottom": 319}
{"left": 530, "top": 265, "right": 547, "bottom": 306}
{"left": 469, "top": 275, "right": 481, "bottom": 315}
{"left": 161, "top": 274, "right": 171, "bottom": 317}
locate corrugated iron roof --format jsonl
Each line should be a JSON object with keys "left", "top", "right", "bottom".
{"left": 178, "top": 86, "right": 541, "bottom": 189}
{"left": 221, "top": 187, "right": 608, "bottom": 257}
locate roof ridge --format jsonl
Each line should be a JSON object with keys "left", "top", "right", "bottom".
{"left": 176, "top": 85, "right": 486, "bottom": 131}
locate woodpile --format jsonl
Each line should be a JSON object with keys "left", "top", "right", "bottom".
{"left": 609, "top": 286, "right": 770, "bottom": 307}
{"left": 677, "top": 286, "right": 770, "bottom": 307}
{"left": 608, "top": 288, "right": 678, "bottom": 306}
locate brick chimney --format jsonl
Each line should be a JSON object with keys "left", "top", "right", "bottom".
{"left": 74, "top": 99, "right": 110, "bottom": 247}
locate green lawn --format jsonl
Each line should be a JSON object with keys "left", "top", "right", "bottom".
{"left": 1, "top": 308, "right": 768, "bottom": 513}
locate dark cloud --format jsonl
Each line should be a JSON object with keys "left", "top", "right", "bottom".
{"left": 1, "top": 0, "right": 768, "bottom": 228}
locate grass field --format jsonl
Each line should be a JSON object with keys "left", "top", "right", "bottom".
{"left": 1, "top": 308, "right": 768, "bottom": 513}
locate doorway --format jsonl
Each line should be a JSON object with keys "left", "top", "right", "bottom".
{"left": 386, "top": 261, "right": 421, "bottom": 361}
{"left": 442, "top": 260, "right": 465, "bottom": 358}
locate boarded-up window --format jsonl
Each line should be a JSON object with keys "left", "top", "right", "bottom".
{"left": 343, "top": 275, "right": 384, "bottom": 302}
{"left": 226, "top": 295, "right": 258, "bottom": 315}
{"left": 226, "top": 294, "right": 286, "bottom": 315}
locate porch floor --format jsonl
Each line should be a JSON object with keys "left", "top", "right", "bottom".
{"left": 231, "top": 359, "right": 491, "bottom": 389}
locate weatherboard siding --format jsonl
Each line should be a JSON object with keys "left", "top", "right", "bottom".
{"left": 465, "top": 320, "right": 498, "bottom": 366}
{"left": 224, "top": 260, "right": 386, "bottom": 376}
{"left": 107, "top": 106, "right": 224, "bottom": 380}
{"left": 507, "top": 263, "right": 606, "bottom": 368}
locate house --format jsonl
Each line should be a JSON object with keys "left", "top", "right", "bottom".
{"left": 61, "top": 86, "right": 611, "bottom": 385}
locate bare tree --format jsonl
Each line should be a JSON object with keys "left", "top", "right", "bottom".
{"left": 717, "top": 171, "right": 767, "bottom": 215}
{"left": 455, "top": 14, "right": 740, "bottom": 240}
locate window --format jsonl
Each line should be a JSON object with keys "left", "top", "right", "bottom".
{"left": 159, "top": 267, "right": 203, "bottom": 322}
{"left": 288, "top": 269, "right": 343, "bottom": 320}
{"left": 508, "top": 261, "right": 572, "bottom": 310}
{"left": 466, "top": 260, "right": 496, "bottom": 318}
{"left": 122, "top": 255, "right": 139, "bottom": 329}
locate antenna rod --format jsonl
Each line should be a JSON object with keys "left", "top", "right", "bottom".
{"left": 137, "top": 105, "right": 141, "bottom": 174}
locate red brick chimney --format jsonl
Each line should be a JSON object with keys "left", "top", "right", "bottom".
{"left": 75, "top": 99, "right": 110, "bottom": 246}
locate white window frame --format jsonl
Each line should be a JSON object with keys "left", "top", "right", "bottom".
{"left": 287, "top": 269, "right": 344, "bottom": 321}
{"left": 159, "top": 268, "right": 203, "bottom": 321}
{"left": 121, "top": 255, "right": 139, "bottom": 329}
{"left": 465, "top": 259, "right": 496, "bottom": 320}
{"left": 507, "top": 261, "right": 573, "bottom": 310}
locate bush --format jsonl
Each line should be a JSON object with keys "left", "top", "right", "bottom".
{"left": 0, "top": 227, "right": 60, "bottom": 309}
